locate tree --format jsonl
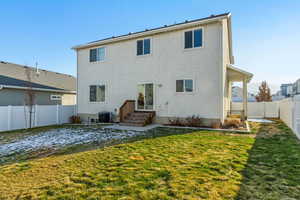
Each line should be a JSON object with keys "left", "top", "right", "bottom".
{"left": 255, "top": 81, "right": 272, "bottom": 102}
{"left": 24, "top": 67, "right": 36, "bottom": 128}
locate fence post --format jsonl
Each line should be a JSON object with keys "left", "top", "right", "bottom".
{"left": 263, "top": 102, "right": 265, "bottom": 118}
{"left": 292, "top": 99, "right": 295, "bottom": 131}
{"left": 34, "top": 105, "right": 38, "bottom": 127}
{"left": 56, "top": 104, "right": 59, "bottom": 124}
{"left": 7, "top": 105, "right": 12, "bottom": 131}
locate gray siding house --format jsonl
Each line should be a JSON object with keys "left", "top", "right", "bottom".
{"left": 293, "top": 79, "right": 300, "bottom": 96}
{"left": 0, "top": 61, "right": 76, "bottom": 106}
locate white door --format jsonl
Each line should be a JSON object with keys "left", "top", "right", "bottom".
{"left": 137, "top": 83, "right": 154, "bottom": 110}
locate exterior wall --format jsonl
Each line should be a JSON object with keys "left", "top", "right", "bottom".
{"left": 77, "top": 22, "right": 224, "bottom": 122}
{"left": 0, "top": 88, "right": 63, "bottom": 106}
{"left": 62, "top": 94, "right": 76, "bottom": 105}
{"left": 222, "top": 19, "right": 231, "bottom": 121}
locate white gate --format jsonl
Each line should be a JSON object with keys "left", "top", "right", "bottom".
{"left": 231, "top": 102, "right": 279, "bottom": 118}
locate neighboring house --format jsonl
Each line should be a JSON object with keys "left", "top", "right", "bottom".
{"left": 0, "top": 61, "right": 76, "bottom": 106}
{"left": 72, "top": 13, "right": 253, "bottom": 126}
{"left": 280, "top": 81, "right": 300, "bottom": 98}
{"left": 293, "top": 79, "right": 300, "bottom": 96}
{"left": 231, "top": 86, "right": 256, "bottom": 102}
{"left": 272, "top": 90, "right": 285, "bottom": 101}
{"left": 281, "top": 83, "right": 293, "bottom": 97}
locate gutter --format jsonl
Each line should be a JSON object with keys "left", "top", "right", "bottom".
{"left": 226, "top": 13, "right": 234, "bottom": 64}
{"left": 0, "top": 85, "right": 76, "bottom": 94}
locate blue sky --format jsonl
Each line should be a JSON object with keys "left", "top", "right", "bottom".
{"left": 1, "top": 0, "right": 299, "bottom": 93}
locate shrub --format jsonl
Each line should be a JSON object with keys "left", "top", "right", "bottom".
{"left": 70, "top": 115, "right": 81, "bottom": 124}
{"left": 168, "top": 116, "right": 202, "bottom": 127}
{"left": 223, "top": 118, "right": 241, "bottom": 129}
{"left": 211, "top": 122, "right": 222, "bottom": 129}
{"left": 168, "top": 118, "right": 185, "bottom": 126}
{"left": 185, "top": 115, "right": 202, "bottom": 127}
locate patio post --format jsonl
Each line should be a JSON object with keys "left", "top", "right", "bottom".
{"left": 243, "top": 78, "right": 248, "bottom": 120}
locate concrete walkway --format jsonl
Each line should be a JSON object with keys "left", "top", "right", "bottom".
{"left": 105, "top": 122, "right": 251, "bottom": 133}
{"left": 104, "top": 124, "right": 161, "bottom": 132}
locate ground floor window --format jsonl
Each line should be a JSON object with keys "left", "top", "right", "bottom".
{"left": 50, "top": 95, "right": 62, "bottom": 101}
{"left": 90, "top": 85, "right": 105, "bottom": 102}
{"left": 176, "top": 79, "right": 193, "bottom": 92}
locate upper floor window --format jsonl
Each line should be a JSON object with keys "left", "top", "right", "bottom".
{"left": 176, "top": 79, "right": 193, "bottom": 92}
{"left": 90, "top": 47, "right": 105, "bottom": 62}
{"left": 184, "top": 29, "right": 203, "bottom": 49}
{"left": 90, "top": 85, "right": 105, "bottom": 102}
{"left": 137, "top": 39, "right": 151, "bottom": 56}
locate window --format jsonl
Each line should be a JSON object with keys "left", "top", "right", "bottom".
{"left": 90, "top": 85, "right": 105, "bottom": 102}
{"left": 89, "top": 47, "right": 105, "bottom": 62}
{"left": 50, "top": 95, "right": 61, "bottom": 101}
{"left": 176, "top": 79, "right": 193, "bottom": 92}
{"left": 184, "top": 29, "right": 203, "bottom": 49}
{"left": 137, "top": 39, "right": 151, "bottom": 55}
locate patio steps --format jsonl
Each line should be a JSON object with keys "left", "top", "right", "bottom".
{"left": 120, "top": 111, "right": 155, "bottom": 127}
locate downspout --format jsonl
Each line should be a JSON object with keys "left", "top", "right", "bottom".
{"left": 220, "top": 19, "right": 226, "bottom": 124}
{"left": 76, "top": 49, "right": 79, "bottom": 116}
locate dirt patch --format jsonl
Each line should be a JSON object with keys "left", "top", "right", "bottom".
{"left": 250, "top": 119, "right": 289, "bottom": 138}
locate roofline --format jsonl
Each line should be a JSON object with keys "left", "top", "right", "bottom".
{"left": 0, "top": 85, "right": 76, "bottom": 94}
{"left": 72, "top": 12, "right": 231, "bottom": 50}
{"left": 226, "top": 13, "right": 234, "bottom": 64}
{"left": 0, "top": 61, "right": 76, "bottom": 79}
{"left": 227, "top": 64, "right": 253, "bottom": 82}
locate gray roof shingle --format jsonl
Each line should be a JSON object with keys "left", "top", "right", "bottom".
{"left": 0, "top": 75, "right": 64, "bottom": 91}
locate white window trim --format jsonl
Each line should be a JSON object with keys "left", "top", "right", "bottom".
{"left": 89, "top": 47, "right": 107, "bottom": 63}
{"left": 136, "top": 38, "right": 152, "bottom": 57}
{"left": 183, "top": 27, "right": 204, "bottom": 51}
{"left": 89, "top": 84, "right": 106, "bottom": 103}
{"left": 175, "top": 79, "right": 195, "bottom": 94}
{"left": 50, "top": 94, "right": 62, "bottom": 101}
{"left": 136, "top": 81, "right": 156, "bottom": 111}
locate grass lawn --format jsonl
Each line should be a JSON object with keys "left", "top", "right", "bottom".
{"left": 0, "top": 120, "right": 300, "bottom": 199}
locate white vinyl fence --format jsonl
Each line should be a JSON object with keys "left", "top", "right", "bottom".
{"left": 231, "top": 102, "right": 279, "bottom": 118}
{"left": 279, "top": 95, "right": 300, "bottom": 139}
{"left": 232, "top": 97, "right": 300, "bottom": 139}
{"left": 0, "top": 105, "right": 76, "bottom": 132}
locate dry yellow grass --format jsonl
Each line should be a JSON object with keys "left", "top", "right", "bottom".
{"left": 0, "top": 131, "right": 253, "bottom": 199}
{"left": 0, "top": 120, "right": 299, "bottom": 199}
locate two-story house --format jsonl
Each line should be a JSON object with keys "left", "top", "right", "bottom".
{"left": 72, "top": 13, "right": 253, "bottom": 126}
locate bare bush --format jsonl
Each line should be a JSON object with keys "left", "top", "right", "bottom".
{"left": 223, "top": 118, "right": 241, "bottom": 129}
{"left": 70, "top": 115, "right": 82, "bottom": 124}
{"left": 185, "top": 115, "right": 202, "bottom": 127}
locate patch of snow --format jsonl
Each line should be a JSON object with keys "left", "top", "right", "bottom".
{"left": 248, "top": 119, "right": 273, "bottom": 123}
{"left": 0, "top": 128, "right": 146, "bottom": 157}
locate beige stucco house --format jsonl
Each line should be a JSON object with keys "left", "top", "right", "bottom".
{"left": 72, "top": 13, "right": 252, "bottom": 126}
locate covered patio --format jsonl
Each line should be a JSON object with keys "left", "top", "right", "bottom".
{"left": 226, "top": 64, "right": 253, "bottom": 120}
